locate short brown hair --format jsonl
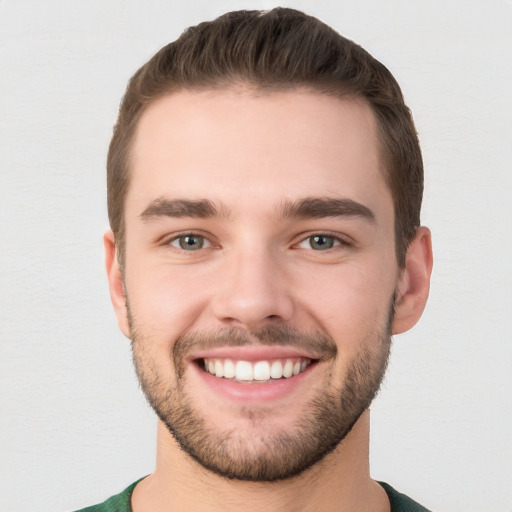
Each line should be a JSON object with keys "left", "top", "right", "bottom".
{"left": 107, "top": 8, "right": 423, "bottom": 267}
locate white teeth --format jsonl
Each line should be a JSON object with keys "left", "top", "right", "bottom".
{"left": 253, "top": 361, "right": 270, "bottom": 381}
{"left": 235, "top": 361, "right": 253, "bottom": 381}
{"left": 270, "top": 360, "right": 283, "bottom": 379}
{"left": 214, "top": 360, "right": 224, "bottom": 378}
{"left": 203, "top": 357, "right": 311, "bottom": 382}
{"left": 283, "top": 360, "right": 293, "bottom": 378}
{"left": 223, "top": 359, "right": 236, "bottom": 379}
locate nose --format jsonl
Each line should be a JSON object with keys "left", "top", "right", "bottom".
{"left": 211, "top": 246, "right": 295, "bottom": 330}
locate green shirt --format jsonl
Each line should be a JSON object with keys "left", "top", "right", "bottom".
{"left": 75, "top": 479, "right": 432, "bottom": 511}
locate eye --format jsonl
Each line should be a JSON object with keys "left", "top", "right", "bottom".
{"left": 169, "top": 234, "right": 210, "bottom": 251}
{"left": 297, "top": 234, "right": 341, "bottom": 251}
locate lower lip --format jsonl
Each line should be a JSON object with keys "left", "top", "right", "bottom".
{"left": 192, "top": 362, "right": 317, "bottom": 403}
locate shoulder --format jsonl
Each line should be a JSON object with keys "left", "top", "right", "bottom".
{"left": 72, "top": 480, "right": 140, "bottom": 512}
{"left": 379, "top": 482, "right": 433, "bottom": 512}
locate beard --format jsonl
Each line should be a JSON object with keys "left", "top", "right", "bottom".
{"left": 129, "top": 307, "right": 393, "bottom": 482}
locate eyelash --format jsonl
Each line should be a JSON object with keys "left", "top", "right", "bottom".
{"left": 294, "top": 232, "right": 353, "bottom": 251}
{"left": 165, "top": 232, "right": 214, "bottom": 251}
{"left": 163, "top": 231, "right": 352, "bottom": 252}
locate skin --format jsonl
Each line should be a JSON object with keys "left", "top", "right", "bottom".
{"left": 105, "top": 87, "right": 433, "bottom": 512}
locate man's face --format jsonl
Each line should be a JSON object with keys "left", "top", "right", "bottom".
{"left": 117, "top": 88, "right": 401, "bottom": 481}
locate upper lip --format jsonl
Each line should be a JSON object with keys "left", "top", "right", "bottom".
{"left": 189, "top": 345, "right": 320, "bottom": 363}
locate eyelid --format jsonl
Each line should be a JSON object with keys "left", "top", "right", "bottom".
{"left": 162, "top": 231, "right": 216, "bottom": 249}
{"left": 158, "top": 230, "right": 353, "bottom": 251}
{"left": 294, "top": 231, "right": 354, "bottom": 249}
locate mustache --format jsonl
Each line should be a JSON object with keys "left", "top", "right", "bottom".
{"left": 172, "top": 324, "right": 338, "bottom": 374}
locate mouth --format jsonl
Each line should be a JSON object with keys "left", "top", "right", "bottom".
{"left": 198, "top": 357, "right": 314, "bottom": 383}
{"left": 188, "top": 346, "right": 322, "bottom": 402}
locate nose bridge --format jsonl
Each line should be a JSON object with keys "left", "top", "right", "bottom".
{"left": 212, "top": 240, "right": 294, "bottom": 328}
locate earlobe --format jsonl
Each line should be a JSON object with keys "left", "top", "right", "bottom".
{"left": 392, "top": 227, "right": 433, "bottom": 335}
{"left": 104, "top": 230, "right": 131, "bottom": 338}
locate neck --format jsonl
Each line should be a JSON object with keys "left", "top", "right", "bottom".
{"left": 131, "top": 411, "right": 390, "bottom": 512}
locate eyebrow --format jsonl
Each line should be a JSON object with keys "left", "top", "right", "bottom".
{"left": 139, "top": 198, "right": 226, "bottom": 220}
{"left": 139, "top": 196, "right": 375, "bottom": 222}
{"left": 278, "top": 197, "right": 375, "bottom": 222}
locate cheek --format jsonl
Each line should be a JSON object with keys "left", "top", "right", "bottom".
{"left": 296, "top": 261, "right": 395, "bottom": 346}
{"left": 125, "top": 263, "right": 211, "bottom": 345}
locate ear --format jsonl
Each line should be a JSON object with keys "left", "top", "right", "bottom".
{"left": 392, "top": 226, "right": 433, "bottom": 335}
{"left": 104, "top": 230, "right": 130, "bottom": 338}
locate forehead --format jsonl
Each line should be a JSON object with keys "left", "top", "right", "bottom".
{"left": 128, "top": 88, "right": 391, "bottom": 219}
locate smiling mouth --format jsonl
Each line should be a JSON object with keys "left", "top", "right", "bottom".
{"left": 198, "top": 357, "right": 314, "bottom": 383}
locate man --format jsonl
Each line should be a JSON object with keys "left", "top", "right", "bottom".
{"left": 78, "top": 7, "right": 433, "bottom": 512}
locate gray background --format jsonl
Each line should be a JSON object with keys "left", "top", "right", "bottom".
{"left": 1, "top": 1, "right": 511, "bottom": 511}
